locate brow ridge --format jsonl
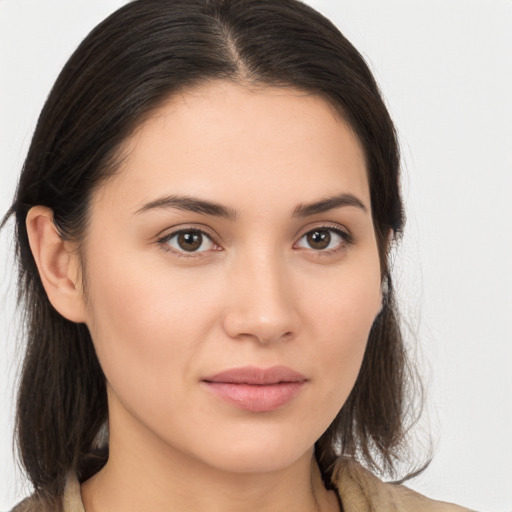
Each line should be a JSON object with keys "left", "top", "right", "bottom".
{"left": 135, "top": 195, "right": 238, "bottom": 220}
{"left": 135, "top": 192, "right": 366, "bottom": 220}
{"left": 293, "top": 193, "right": 368, "bottom": 217}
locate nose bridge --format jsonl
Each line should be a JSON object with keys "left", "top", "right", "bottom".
{"left": 223, "top": 245, "right": 297, "bottom": 343}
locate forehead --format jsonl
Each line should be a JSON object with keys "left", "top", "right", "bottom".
{"left": 94, "top": 81, "right": 370, "bottom": 214}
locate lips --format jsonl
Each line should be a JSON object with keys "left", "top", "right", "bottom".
{"left": 202, "top": 365, "right": 307, "bottom": 413}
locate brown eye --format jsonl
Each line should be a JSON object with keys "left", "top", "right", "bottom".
{"left": 164, "top": 230, "right": 215, "bottom": 253}
{"left": 177, "top": 231, "right": 203, "bottom": 251}
{"left": 306, "top": 230, "right": 331, "bottom": 250}
{"left": 296, "top": 227, "right": 347, "bottom": 252}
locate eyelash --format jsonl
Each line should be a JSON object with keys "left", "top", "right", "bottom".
{"left": 157, "top": 225, "right": 353, "bottom": 258}
{"left": 157, "top": 227, "right": 220, "bottom": 259}
{"left": 294, "top": 225, "right": 353, "bottom": 256}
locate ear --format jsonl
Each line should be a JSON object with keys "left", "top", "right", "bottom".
{"left": 26, "top": 206, "right": 87, "bottom": 323}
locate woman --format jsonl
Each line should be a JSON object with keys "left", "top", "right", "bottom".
{"left": 4, "top": 0, "right": 473, "bottom": 511}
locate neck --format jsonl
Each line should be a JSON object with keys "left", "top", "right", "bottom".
{"left": 81, "top": 403, "right": 339, "bottom": 512}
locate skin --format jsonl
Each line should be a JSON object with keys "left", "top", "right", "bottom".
{"left": 27, "top": 81, "right": 382, "bottom": 512}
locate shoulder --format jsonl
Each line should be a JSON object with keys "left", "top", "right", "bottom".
{"left": 332, "top": 458, "right": 477, "bottom": 512}
{"left": 9, "top": 474, "right": 83, "bottom": 512}
{"left": 10, "top": 495, "right": 47, "bottom": 512}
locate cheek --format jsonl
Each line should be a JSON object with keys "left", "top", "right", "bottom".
{"left": 304, "top": 251, "right": 381, "bottom": 339}
{"left": 303, "top": 256, "right": 381, "bottom": 407}
{"left": 82, "top": 251, "right": 222, "bottom": 402}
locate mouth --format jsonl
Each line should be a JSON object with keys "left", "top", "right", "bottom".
{"left": 202, "top": 365, "right": 307, "bottom": 413}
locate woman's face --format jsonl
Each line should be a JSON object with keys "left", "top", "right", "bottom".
{"left": 81, "top": 81, "right": 382, "bottom": 474}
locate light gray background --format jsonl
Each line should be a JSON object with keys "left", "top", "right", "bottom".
{"left": 1, "top": 1, "right": 511, "bottom": 510}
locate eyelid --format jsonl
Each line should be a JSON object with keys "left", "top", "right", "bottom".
{"left": 295, "top": 222, "right": 353, "bottom": 243}
{"left": 155, "top": 222, "right": 220, "bottom": 240}
{"left": 293, "top": 223, "right": 354, "bottom": 252}
{"left": 156, "top": 224, "right": 222, "bottom": 256}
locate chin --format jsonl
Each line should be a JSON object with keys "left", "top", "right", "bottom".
{"left": 186, "top": 428, "right": 317, "bottom": 475}
{"left": 208, "top": 449, "right": 311, "bottom": 475}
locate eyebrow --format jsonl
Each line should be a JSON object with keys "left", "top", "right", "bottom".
{"left": 134, "top": 192, "right": 367, "bottom": 220}
{"left": 134, "top": 195, "right": 238, "bottom": 220}
{"left": 293, "top": 193, "right": 368, "bottom": 217}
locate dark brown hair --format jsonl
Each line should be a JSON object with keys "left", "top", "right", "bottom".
{"left": 4, "top": 0, "right": 423, "bottom": 506}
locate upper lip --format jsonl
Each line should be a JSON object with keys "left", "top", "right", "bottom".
{"left": 203, "top": 365, "right": 307, "bottom": 385}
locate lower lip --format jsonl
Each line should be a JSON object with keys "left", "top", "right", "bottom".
{"left": 203, "top": 382, "right": 305, "bottom": 412}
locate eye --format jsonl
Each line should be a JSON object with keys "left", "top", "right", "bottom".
{"left": 295, "top": 227, "right": 348, "bottom": 252}
{"left": 160, "top": 229, "right": 217, "bottom": 254}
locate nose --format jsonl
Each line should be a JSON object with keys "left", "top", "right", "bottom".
{"left": 222, "top": 251, "right": 299, "bottom": 345}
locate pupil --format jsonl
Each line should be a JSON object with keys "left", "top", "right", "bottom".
{"left": 178, "top": 232, "right": 202, "bottom": 251}
{"left": 308, "top": 230, "right": 331, "bottom": 250}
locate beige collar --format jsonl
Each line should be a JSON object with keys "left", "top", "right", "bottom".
{"left": 333, "top": 458, "right": 474, "bottom": 512}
